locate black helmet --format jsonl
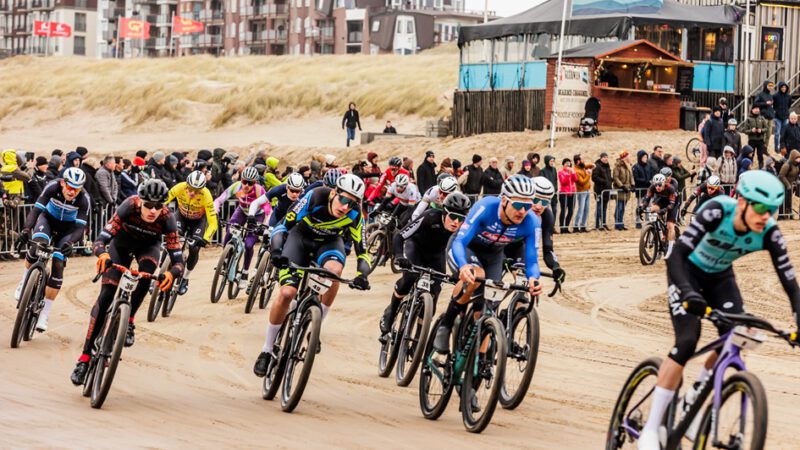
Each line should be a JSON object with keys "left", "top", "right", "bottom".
{"left": 137, "top": 178, "right": 169, "bottom": 203}
{"left": 443, "top": 192, "right": 471, "bottom": 215}
{"left": 388, "top": 156, "right": 402, "bottom": 168}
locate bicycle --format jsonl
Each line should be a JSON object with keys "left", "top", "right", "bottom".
{"left": 81, "top": 263, "right": 157, "bottom": 409}
{"left": 606, "top": 305, "right": 798, "bottom": 450}
{"left": 245, "top": 227, "right": 275, "bottom": 314}
{"left": 378, "top": 264, "right": 454, "bottom": 387}
{"left": 685, "top": 137, "right": 702, "bottom": 164}
{"left": 210, "top": 221, "right": 259, "bottom": 303}
{"left": 418, "top": 277, "right": 510, "bottom": 433}
{"left": 365, "top": 208, "right": 401, "bottom": 275}
{"left": 261, "top": 263, "right": 368, "bottom": 412}
{"left": 146, "top": 238, "right": 189, "bottom": 322}
{"left": 638, "top": 209, "right": 681, "bottom": 266}
{"left": 10, "top": 241, "right": 55, "bottom": 348}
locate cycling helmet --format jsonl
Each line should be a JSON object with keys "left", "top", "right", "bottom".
{"left": 736, "top": 171, "right": 784, "bottom": 208}
{"left": 652, "top": 174, "right": 666, "bottom": 186}
{"left": 323, "top": 168, "right": 343, "bottom": 187}
{"left": 266, "top": 156, "right": 279, "bottom": 170}
{"left": 395, "top": 173, "right": 410, "bottom": 189}
{"left": 138, "top": 178, "right": 169, "bottom": 203}
{"left": 660, "top": 167, "right": 673, "bottom": 178}
{"left": 336, "top": 173, "right": 366, "bottom": 200}
{"left": 186, "top": 170, "right": 207, "bottom": 189}
{"left": 388, "top": 156, "right": 402, "bottom": 168}
{"left": 436, "top": 172, "right": 454, "bottom": 183}
{"left": 501, "top": 174, "right": 535, "bottom": 199}
{"left": 443, "top": 192, "right": 471, "bottom": 215}
{"left": 286, "top": 172, "right": 305, "bottom": 190}
{"left": 242, "top": 166, "right": 260, "bottom": 182}
{"left": 62, "top": 167, "right": 86, "bottom": 188}
{"left": 707, "top": 175, "right": 721, "bottom": 188}
{"left": 438, "top": 175, "right": 458, "bottom": 194}
{"left": 532, "top": 176, "right": 555, "bottom": 200}
{"left": 728, "top": 118, "right": 738, "bottom": 126}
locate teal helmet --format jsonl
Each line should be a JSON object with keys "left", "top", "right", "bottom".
{"left": 736, "top": 171, "right": 784, "bottom": 208}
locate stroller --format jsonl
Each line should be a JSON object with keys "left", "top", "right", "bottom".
{"left": 577, "top": 97, "right": 601, "bottom": 138}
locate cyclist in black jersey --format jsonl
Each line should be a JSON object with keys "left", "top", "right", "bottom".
{"left": 379, "top": 192, "right": 471, "bottom": 334}
{"left": 639, "top": 173, "right": 679, "bottom": 258}
{"left": 681, "top": 175, "right": 723, "bottom": 217}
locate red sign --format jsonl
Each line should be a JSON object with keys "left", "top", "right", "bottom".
{"left": 119, "top": 18, "right": 151, "bottom": 39}
{"left": 34, "top": 21, "right": 72, "bottom": 37}
{"left": 172, "top": 16, "right": 204, "bottom": 34}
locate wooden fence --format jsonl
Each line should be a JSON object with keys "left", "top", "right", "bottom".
{"left": 451, "top": 90, "right": 546, "bottom": 137}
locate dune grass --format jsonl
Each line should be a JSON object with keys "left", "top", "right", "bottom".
{"left": 0, "top": 51, "right": 458, "bottom": 128}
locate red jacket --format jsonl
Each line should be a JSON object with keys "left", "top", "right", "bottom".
{"left": 367, "top": 167, "right": 410, "bottom": 201}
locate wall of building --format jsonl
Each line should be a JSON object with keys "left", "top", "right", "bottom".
{"left": 53, "top": 8, "right": 97, "bottom": 56}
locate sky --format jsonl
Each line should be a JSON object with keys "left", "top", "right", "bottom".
{"left": 464, "top": 0, "right": 539, "bottom": 18}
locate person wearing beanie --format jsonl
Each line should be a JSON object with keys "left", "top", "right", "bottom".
{"left": 612, "top": 151, "right": 633, "bottom": 231}
{"left": 417, "top": 150, "right": 437, "bottom": 193}
{"left": 500, "top": 156, "right": 515, "bottom": 179}
{"left": 27, "top": 156, "right": 52, "bottom": 203}
{"left": 47, "top": 155, "right": 63, "bottom": 180}
{"left": 518, "top": 159, "right": 533, "bottom": 177}
{"left": 702, "top": 107, "right": 725, "bottom": 159}
{"left": 742, "top": 104, "right": 769, "bottom": 168}
{"left": 452, "top": 159, "right": 462, "bottom": 177}
{"left": 146, "top": 151, "right": 168, "bottom": 182}
{"left": 462, "top": 154, "right": 484, "bottom": 201}
{"left": 197, "top": 149, "right": 213, "bottom": 162}
{"left": 542, "top": 155, "right": 560, "bottom": 219}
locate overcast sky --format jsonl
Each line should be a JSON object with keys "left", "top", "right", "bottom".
{"left": 464, "top": 0, "right": 539, "bottom": 18}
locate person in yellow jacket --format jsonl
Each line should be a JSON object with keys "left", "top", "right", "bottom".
{"left": 1, "top": 149, "right": 32, "bottom": 201}
{"left": 263, "top": 157, "right": 281, "bottom": 190}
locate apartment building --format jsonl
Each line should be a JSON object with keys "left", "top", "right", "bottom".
{"left": 0, "top": 0, "right": 96, "bottom": 56}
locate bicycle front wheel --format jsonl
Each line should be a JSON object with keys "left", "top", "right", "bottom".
{"left": 163, "top": 287, "right": 178, "bottom": 317}
{"left": 245, "top": 252, "right": 269, "bottom": 314}
{"left": 419, "top": 315, "right": 454, "bottom": 420}
{"left": 378, "top": 300, "right": 406, "bottom": 378}
{"left": 366, "top": 230, "right": 386, "bottom": 275}
{"left": 11, "top": 267, "right": 41, "bottom": 348}
{"left": 500, "top": 304, "right": 540, "bottom": 409}
{"left": 91, "top": 302, "right": 131, "bottom": 409}
{"left": 396, "top": 293, "right": 433, "bottom": 387}
{"left": 227, "top": 249, "right": 245, "bottom": 300}
{"left": 210, "top": 245, "right": 233, "bottom": 303}
{"left": 260, "top": 265, "right": 276, "bottom": 310}
{"left": 461, "top": 316, "right": 506, "bottom": 434}
{"left": 280, "top": 304, "right": 322, "bottom": 412}
{"left": 693, "top": 372, "right": 767, "bottom": 450}
{"left": 639, "top": 224, "right": 659, "bottom": 266}
{"left": 606, "top": 357, "right": 662, "bottom": 450}
{"left": 147, "top": 256, "right": 170, "bottom": 321}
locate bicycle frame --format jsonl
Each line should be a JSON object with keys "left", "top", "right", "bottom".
{"left": 226, "top": 225, "right": 246, "bottom": 283}
{"left": 427, "top": 300, "right": 491, "bottom": 388}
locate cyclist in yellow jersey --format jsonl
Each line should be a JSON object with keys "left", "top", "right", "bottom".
{"left": 166, "top": 170, "right": 218, "bottom": 294}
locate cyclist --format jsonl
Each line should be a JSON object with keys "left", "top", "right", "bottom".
{"left": 379, "top": 192, "right": 471, "bottom": 335}
{"left": 680, "top": 175, "right": 723, "bottom": 217}
{"left": 213, "top": 166, "right": 271, "bottom": 289}
{"left": 371, "top": 173, "right": 420, "bottom": 228}
{"left": 70, "top": 179, "right": 184, "bottom": 386}
{"left": 249, "top": 172, "right": 306, "bottom": 228}
{"left": 637, "top": 171, "right": 800, "bottom": 450}
{"left": 411, "top": 174, "right": 459, "bottom": 221}
{"left": 15, "top": 167, "right": 90, "bottom": 332}
{"left": 366, "top": 156, "right": 410, "bottom": 204}
{"left": 639, "top": 173, "right": 678, "bottom": 259}
{"left": 303, "top": 167, "right": 342, "bottom": 194}
{"left": 660, "top": 166, "right": 679, "bottom": 191}
{"left": 433, "top": 174, "right": 544, "bottom": 354}
{"left": 165, "top": 170, "right": 218, "bottom": 295}
{"left": 253, "top": 174, "right": 371, "bottom": 376}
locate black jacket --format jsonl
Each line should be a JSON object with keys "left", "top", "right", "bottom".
{"left": 80, "top": 163, "right": 102, "bottom": 208}
{"left": 632, "top": 150, "right": 652, "bottom": 189}
{"left": 647, "top": 154, "right": 666, "bottom": 175}
{"left": 416, "top": 160, "right": 437, "bottom": 193}
{"left": 592, "top": 158, "right": 613, "bottom": 194}
{"left": 702, "top": 115, "right": 725, "bottom": 157}
{"left": 463, "top": 165, "right": 483, "bottom": 195}
{"left": 541, "top": 156, "right": 559, "bottom": 191}
{"left": 723, "top": 129, "right": 741, "bottom": 155}
{"left": 27, "top": 168, "right": 52, "bottom": 203}
{"left": 773, "top": 82, "right": 792, "bottom": 121}
{"left": 784, "top": 122, "right": 800, "bottom": 153}
{"left": 342, "top": 110, "right": 361, "bottom": 129}
{"left": 481, "top": 167, "right": 503, "bottom": 195}
{"left": 754, "top": 81, "right": 775, "bottom": 119}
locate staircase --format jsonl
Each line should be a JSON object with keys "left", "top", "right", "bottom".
{"left": 732, "top": 65, "right": 800, "bottom": 118}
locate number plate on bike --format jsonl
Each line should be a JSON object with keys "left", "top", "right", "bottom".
{"left": 416, "top": 275, "right": 431, "bottom": 292}
{"left": 119, "top": 273, "right": 138, "bottom": 292}
{"left": 647, "top": 213, "right": 659, "bottom": 222}
{"left": 484, "top": 285, "right": 506, "bottom": 302}
{"left": 732, "top": 326, "right": 765, "bottom": 350}
{"left": 309, "top": 274, "right": 332, "bottom": 295}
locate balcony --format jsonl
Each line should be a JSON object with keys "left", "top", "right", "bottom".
{"left": 347, "top": 31, "right": 361, "bottom": 43}
{"left": 200, "top": 10, "right": 223, "bottom": 21}
{"left": 15, "top": 0, "right": 29, "bottom": 10}
{"left": 304, "top": 27, "right": 317, "bottom": 38}
{"left": 155, "top": 37, "right": 168, "bottom": 49}
{"left": 320, "top": 26, "right": 333, "bottom": 39}
{"left": 265, "top": 29, "right": 286, "bottom": 41}
{"left": 267, "top": 3, "right": 287, "bottom": 16}
{"left": 198, "top": 34, "right": 222, "bottom": 46}
{"left": 30, "top": 0, "right": 53, "bottom": 10}
{"left": 156, "top": 14, "right": 170, "bottom": 25}
{"left": 156, "top": 0, "right": 176, "bottom": 4}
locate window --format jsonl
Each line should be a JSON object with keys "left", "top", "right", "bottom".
{"left": 74, "top": 35, "right": 85, "bottom": 55}
{"left": 396, "top": 20, "right": 402, "bottom": 34}
{"left": 371, "top": 20, "right": 379, "bottom": 32}
{"left": 347, "top": 20, "right": 361, "bottom": 43}
{"left": 635, "top": 24, "right": 681, "bottom": 58}
{"left": 75, "top": 12, "right": 86, "bottom": 32}
{"left": 687, "top": 27, "right": 734, "bottom": 62}
{"left": 295, "top": 17, "right": 301, "bottom": 32}
{"left": 406, "top": 19, "right": 413, "bottom": 34}
{"left": 760, "top": 27, "right": 782, "bottom": 61}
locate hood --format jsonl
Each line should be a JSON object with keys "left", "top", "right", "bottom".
{"left": 762, "top": 80, "right": 772, "bottom": 92}
{"left": 65, "top": 151, "right": 82, "bottom": 167}
{"left": 790, "top": 150, "right": 800, "bottom": 165}
{"left": 197, "top": 149, "right": 213, "bottom": 161}
{"left": 212, "top": 148, "right": 226, "bottom": 162}
{"left": 2, "top": 149, "right": 17, "bottom": 167}
{"left": 739, "top": 159, "right": 752, "bottom": 171}
{"left": 765, "top": 157, "right": 775, "bottom": 167}
{"left": 741, "top": 145, "right": 754, "bottom": 157}
{"left": 778, "top": 81, "right": 789, "bottom": 93}
{"left": 637, "top": 150, "right": 648, "bottom": 164}
{"left": 723, "top": 147, "right": 736, "bottom": 157}
{"left": 706, "top": 157, "right": 720, "bottom": 171}
{"left": 543, "top": 155, "right": 555, "bottom": 168}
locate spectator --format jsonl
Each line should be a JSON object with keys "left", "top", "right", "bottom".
{"left": 557, "top": 158, "right": 577, "bottom": 233}
{"left": 460, "top": 154, "right": 484, "bottom": 202}
{"left": 80, "top": 157, "right": 102, "bottom": 208}
{"left": 75, "top": 146, "right": 88, "bottom": 160}
{"left": 341, "top": 102, "right": 362, "bottom": 147}
{"left": 481, "top": 157, "right": 503, "bottom": 196}
{"left": 51, "top": 149, "right": 64, "bottom": 158}
{"left": 135, "top": 150, "right": 148, "bottom": 160}
{"left": 309, "top": 160, "right": 322, "bottom": 183}
{"left": 60, "top": 151, "right": 82, "bottom": 177}
{"left": 325, "top": 154, "right": 338, "bottom": 169}
{"left": 737, "top": 145, "right": 755, "bottom": 168}
{"left": 438, "top": 158, "right": 453, "bottom": 177}
{"left": 718, "top": 97, "right": 732, "bottom": 125}
{"left": 784, "top": 112, "right": 800, "bottom": 153}
{"left": 779, "top": 149, "right": 800, "bottom": 219}
{"left": 527, "top": 152, "right": 541, "bottom": 177}
{"left": 719, "top": 146, "right": 738, "bottom": 190}
{"left": 383, "top": 121, "right": 397, "bottom": 134}
{"left": 698, "top": 113, "right": 710, "bottom": 164}
{"left": 701, "top": 107, "right": 725, "bottom": 159}
{"left": 95, "top": 155, "right": 119, "bottom": 208}
{"left": 723, "top": 118, "right": 741, "bottom": 155}
{"left": 737, "top": 158, "right": 753, "bottom": 180}
{"left": 612, "top": 151, "right": 633, "bottom": 231}
{"left": 754, "top": 81, "right": 776, "bottom": 147}
{"left": 416, "top": 150, "right": 437, "bottom": 193}
{"left": 367, "top": 152, "right": 381, "bottom": 175}
{"left": 500, "top": 156, "right": 515, "bottom": 179}
{"left": 1, "top": 149, "right": 32, "bottom": 200}
{"left": 27, "top": 156, "right": 51, "bottom": 203}
{"left": 773, "top": 82, "right": 792, "bottom": 151}
{"left": 742, "top": 105, "right": 769, "bottom": 168}
{"left": 671, "top": 157, "right": 693, "bottom": 200}
{"left": 46, "top": 155, "right": 62, "bottom": 180}
{"left": 764, "top": 157, "right": 777, "bottom": 176}
{"left": 592, "top": 152, "right": 612, "bottom": 230}
{"left": 774, "top": 148, "right": 788, "bottom": 174}
{"left": 452, "top": 159, "right": 463, "bottom": 178}
{"left": 632, "top": 150, "right": 652, "bottom": 229}
{"left": 263, "top": 157, "right": 282, "bottom": 190}
{"left": 648, "top": 145, "right": 666, "bottom": 175}
{"left": 542, "top": 155, "right": 559, "bottom": 220}
{"left": 573, "top": 154, "right": 594, "bottom": 233}
{"left": 119, "top": 159, "right": 139, "bottom": 199}
{"left": 402, "top": 157, "right": 414, "bottom": 181}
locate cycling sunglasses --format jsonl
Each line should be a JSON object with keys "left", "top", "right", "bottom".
{"left": 509, "top": 200, "right": 534, "bottom": 211}
{"left": 336, "top": 192, "right": 359, "bottom": 209}
{"left": 445, "top": 211, "right": 466, "bottom": 222}
{"left": 64, "top": 184, "right": 82, "bottom": 193}
{"left": 143, "top": 201, "right": 164, "bottom": 210}
{"left": 288, "top": 188, "right": 303, "bottom": 194}
{"left": 748, "top": 201, "right": 777, "bottom": 215}
{"left": 532, "top": 197, "right": 550, "bottom": 208}
{"left": 241, "top": 180, "right": 255, "bottom": 186}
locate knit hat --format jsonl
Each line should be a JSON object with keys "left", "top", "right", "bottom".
{"left": 452, "top": 159, "right": 462, "bottom": 171}
{"left": 522, "top": 160, "right": 531, "bottom": 167}
{"left": 472, "top": 154, "right": 482, "bottom": 164}
{"left": 425, "top": 150, "right": 435, "bottom": 158}
{"left": 197, "top": 149, "right": 213, "bottom": 161}
{"left": 600, "top": 152, "right": 609, "bottom": 158}
{"left": 36, "top": 156, "right": 48, "bottom": 166}
{"left": 367, "top": 151, "right": 378, "bottom": 162}
{"left": 133, "top": 156, "right": 146, "bottom": 167}
{"left": 49, "top": 155, "right": 62, "bottom": 167}
{"left": 135, "top": 150, "right": 148, "bottom": 159}
{"left": 618, "top": 151, "right": 629, "bottom": 159}
{"left": 152, "top": 151, "right": 166, "bottom": 162}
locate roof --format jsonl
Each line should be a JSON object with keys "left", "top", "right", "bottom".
{"left": 544, "top": 39, "right": 683, "bottom": 60}
{"left": 458, "top": 0, "right": 743, "bottom": 45}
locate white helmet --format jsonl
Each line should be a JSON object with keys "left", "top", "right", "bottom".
{"left": 63, "top": 167, "right": 86, "bottom": 188}
{"left": 186, "top": 170, "right": 207, "bottom": 189}
{"left": 336, "top": 173, "right": 366, "bottom": 200}
{"left": 707, "top": 175, "right": 721, "bottom": 188}
{"left": 652, "top": 174, "right": 667, "bottom": 186}
{"left": 395, "top": 173, "right": 410, "bottom": 189}
{"left": 501, "top": 174, "right": 535, "bottom": 199}
{"left": 242, "top": 166, "right": 260, "bottom": 182}
{"left": 438, "top": 176, "right": 458, "bottom": 194}
{"left": 286, "top": 172, "right": 305, "bottom": 190}
{"left": 532, "top": 177, "right": 555, "bottom": 200}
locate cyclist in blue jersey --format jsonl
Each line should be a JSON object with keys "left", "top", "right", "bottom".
{"left": 303, "top": 168, "right": 342, "bottom": 194}
{"left": 637, "top": 170, "right": 800, "bottom": 450}
{"left": 248, "top": 172, "right": 306, "bottom": 228}
{"left": 15, "top": 168, "right": 90, "bottom": 333}
{"left": 433, "top": 174, "right": 544, "bottom": 354}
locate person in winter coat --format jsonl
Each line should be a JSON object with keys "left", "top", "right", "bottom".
{"left": 697, "top": 156, "right": 720, "bottom": 187}
{"left": 784, "top": 112, "right": 800, "bottom": 153}
{"left": 26, "top": 156, "right": 52, "bottom": 203}
{"left": 719, "top": 146, "right": 738, "bottom": 191}
{"left": 702, "top": 107, "right": 726, "bottom": 158}
{"left": 95, "top": 155, "right": 119, "bottom": 208}
{"left": 500, "top": 156, "right": 515, "bottom": 179}
{"left": 46, "top": 155, "right": 62, "bottom": 180}
{"left": 764, "top": 157, "right": 778, "bottom": 176}
{"left": 341, "top": 102, "right": 362, "bottom": 147}
{"left": 59, "top": 151, "right": 82, "bottom": 177}
{"left": 481, "top": 157, "right": 504, "bottom": 196}
{"left": 527, "top": 152, "right": 541, "bottom": 177}
{"left": 573, "top": 154, "right": 594, "bottom": 232}
{"left": 723, "top": 118, "right": 741, "bottom": 155}
{"left": 416, "top": 150, "right": 437, "bottom": 193}
{"left": 438, "top": 158, "right": 453, "bottom": 177}
{"left": 592, "top": 152, "right": 613, "bottom": 230}
{"left": 612, "top": 152, "right": 633, "bottom": 230}
{"left": 737, "top": 158, "right": 752, "bottom": 180}
{"left": 737, "top": 145, "right": 755, "bottom": 168}
{"left": 779, "top": 149, "right": 800, "bottom": 219}
{"left": 367, "top": 151, "right": 381, "bottom": 175}
{"left": 80, "top": 157, "right": 102, "bottom": 207}
{"left": 558, "top": 158, "right": 577, "bottom": 233}
{"left": 119, "top": 159, "right": 139, "bottom": 199}
{"left": 632, "top": 150, "right": 652, "bottom": 228}
{"left": 773, "top": 82, "right": 792, "bottom": 151}
{"left": 648, "top": 146, "right": 666, "bottom": 175}
{"left": 742, "top": 105, "right": 770, "bottom": 169}
{"left": 754, "top": 80, "right": 776, "bottom": 123}
{"left": 517, "top": 159, "right": 533, "bottom": 177}
{"left": 542, "top": 155, "right": 560, "bottom": 219}
{"left": 671, "top": 157, "right": 693, "bottom": 200}
{"left": 460, "top": 154, "right": 484, "bottom": 202}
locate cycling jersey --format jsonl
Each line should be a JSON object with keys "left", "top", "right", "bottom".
{"left": 412, "top": 185, "right": 444, "bottom": 220}
{"left": 392, "top": 208, "right": 451, "bottom": 298}
{"left": 166, "top": 182, "right": 218, "bottom": 241}
{"left": 642, "top": 184, "right": 678, "bottom": 210}
{"left": 450, "top": 196, "right": 541, "bottom": 279}
{"left": 684, "top": 182, "right": 724, "bottom": 212}
{"left": 249, "top": 184, "right": 295, "bottom": 227}
{"left": 26, "top": 181, "right": 90, "bottom": 228}
{"left": 386, "top": 182, "right": 420, "bottom": 206}
{"left": 505, "top": 206, "right": 559, "bottom": 270}
{"left": 367, "top": 167, "right": 410, "bottom": 202}
{"left": 214, "top": 181, "right": 270, "bottom": 216}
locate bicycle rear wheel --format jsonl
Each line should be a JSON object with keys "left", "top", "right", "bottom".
{"left": 91, "top": 302, "right": 131, "bottom": 409}
{"left": 280, "top": 304, "right": 322, "bottom": 412}
{"left": 419, "top": 316, "right": 454, "bottom": 420}
{"left": 685, "top": 137, "right": 701, "bottom": 163}
{"left": 147, "top": 256, "right": 170, "bottom": 321}
{"left": 461, "top": 316, "right": 506, "bottom": 433}
{"left": 11, "top": 268, "right": 41, "bottom": 348}
{"left": 693, "top": 372, "right": 767, "bottom": 450}
{"left": 500, "top": 304, "right": 540, "bottom": 409}
{"left": 605, "top": 357, "right": 662, "bottom": 450}
{"left": 246, "top": 251, "right": 269, "bottom": 314}
{"left": 639, "top": 224, "right": 659, "bottom": 266}
{"left": 366, "top": 230, "right": 386, "bottom": 275}
{"left": 210, "top": 245, "right": 233, "bottom": 303}
{"left": 396, "top": 293, "right": 433, "bottom": 387}
{"left": 378, "top": 300, "right": 406, "bottom": 378}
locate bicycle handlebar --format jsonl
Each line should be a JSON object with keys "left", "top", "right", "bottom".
{"left": 93, "top": 263, "right": 157, "bottom": 283}
{"left": 687, "top": 303, "right": 799, "bottom": 347}
{"left": 403, "top": 264, "right": 457, "bottom": 284}
{"left": 289, "top": 263, "right": 370, "bottom": 290}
